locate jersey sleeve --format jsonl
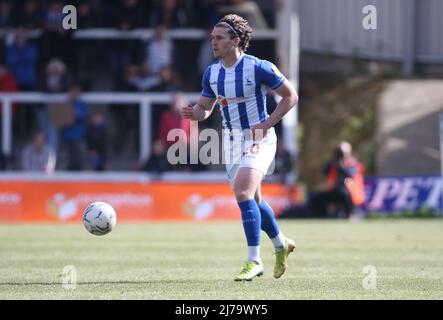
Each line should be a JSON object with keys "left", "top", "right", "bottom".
{"left": 201, "top": 66, "right": 216, "bottom": 98}
{"left": 256, "top": 60, "right": 286, "bottom": 90}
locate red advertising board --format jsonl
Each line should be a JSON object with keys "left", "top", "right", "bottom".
{"left": 0, "top": 181, "right": 302, "bottom": 222}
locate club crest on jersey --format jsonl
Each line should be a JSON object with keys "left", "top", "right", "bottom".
{"left": 217, "top": 95, "right": 229, "bottom": 108}
{"left": 243, "top": 143, "right": 260, "bottom": 157}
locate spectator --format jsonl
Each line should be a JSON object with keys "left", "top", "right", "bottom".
{"left": 6, "top": 27, "right": 38, "bottom": 91}
{"left": 110, "top": 64, "right": 139, "bottom": 154}
{"left": 0, "top": 0, "right": 13, "bottom": 30}
{"left": 151, "top": 65, "right": 177, "bottom": 92}
{"left": 15, "top": 0, "right": 44, "bottom": 29}
{"left": 21, "top": 131, "right": 56, "bottom": 173}
{"left": 0, "top": 64, "right": 18, "bottom": 98}
{"left": 5, "top": 28, "right": 38, "bottom": 138}
{"left": 122, "top": 64, "right": 140, "bottom": 91}
{"left": 0, "top": 65, "right": 18, "bottom": 144}
{"left": 86, "top": 112, "right": 108, "bottom": 171}
{"left": 59, "top": 85, "right": 89, "bottom": 171}
{"left": 77, "top": 0, "right": 98, "bottom": 29}
{"left": 39, "top": 58, "right": 71, "bottom": 93}
{"left": 309, "top": 142, "right": 366, "bottom": 218}
{"left": 37, "top": 58, "right": 72, "bottom": 151}
{"left": 220, "top": 0, "right": 268, "bottom": 29}
{"left": 191, "top": 0, "right": 223, "bottom": 29}
{"left": 76, "top": 1, "right": 99, "bottom": 90}
{"left": 0, "top": 64, "right": 18, "bottom": 122}
{"left": 337, "top": 141, "right": 366, "bottom": 214}
{"left": 116, "top": 0, "right": 146, "bottom": 30}
{"left": 109, "top": 0, "right": 145, "bottom": 90}
{"left": 128, "top": 61, "right": 161, "bottom": 91}
{"left": 149, "top": 0, "right": 187, "bottom": 29}
{"left": 159, "top": 94, "right": 191, "bottom": 148}
{"left": 141, "top": 139, "right": 171, "bottom": 174}
{"left": 146, "top": 24, "right": 173, "bottom": 76}
{"left": 40, "top": 0, "right": 74, "bottom": 66}
{"left": 159, "top": 93, "right": 199, "bottom": 171}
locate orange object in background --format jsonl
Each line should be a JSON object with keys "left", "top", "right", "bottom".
{"left": 0, "top": 181, "right": 303, "bottom": 222}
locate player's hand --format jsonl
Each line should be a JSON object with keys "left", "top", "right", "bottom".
{"left": 181, "top": 104, "right": 195, "bottom": 119}
{"left": 251, "top": 123, "right": 269, "bottom": 141}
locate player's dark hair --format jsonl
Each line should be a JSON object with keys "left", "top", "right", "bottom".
{"left": 215, "top": 14, "right": 252, "bottom": 52}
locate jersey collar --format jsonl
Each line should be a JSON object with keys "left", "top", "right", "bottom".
{"left": 221, "top": 53, "right": 245, "bottom": 70}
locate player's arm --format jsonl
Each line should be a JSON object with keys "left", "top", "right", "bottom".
{"left": 181, "top": 96, "right": 216, "bottom": 121}
{"left": 251, "top": 61, "right": 298, "bottom": 139}
{"left": 263, "top": 80, "right": 298, "bottom": 128}
{"left": 251, "top": 80, "right": 298, "bottom": 140}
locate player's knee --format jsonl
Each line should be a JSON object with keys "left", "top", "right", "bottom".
{"left": 234, "top": 187, "right": 254, "bottom": 202}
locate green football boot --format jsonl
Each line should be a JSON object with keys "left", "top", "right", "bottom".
{"left": 234, "top": 261, "right": 264, "bottom": 281}
{"left": 274, "top": 238, "right": 296, "bottom": 279}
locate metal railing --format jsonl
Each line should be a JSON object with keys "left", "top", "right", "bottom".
{"left": 0, "top": 28, "right": 277, "bottom": 40}
{"left": 0, "top": 92, "right": 200, "bottom": 162}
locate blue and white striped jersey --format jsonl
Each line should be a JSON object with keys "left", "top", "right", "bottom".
{"left": 201, "top": 54, "right": 286, "bottom": 130}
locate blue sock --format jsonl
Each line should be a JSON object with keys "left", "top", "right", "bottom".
{"left": 238, "top": 199, "right": 261, "bottom": 246}
{"left": 258, "top": 199, "right": 280, "bottom": 239}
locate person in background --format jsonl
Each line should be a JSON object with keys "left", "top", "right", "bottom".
{"left": 37, "top": 58, "right": 72, "bottom": 152}
{"left": 219, "top": 0, "right": 269, "bottom": 29}
{"left": 5, "top": 27, "right": 38, "bottom": 137}
{"left": 5, "top": 27, "right": 38, "bottom": 91}
{"left": 0, "top": 64, "right": 18, "bottom": 135}
{"left": 40, "top": 0, "right": 74, "bottom": 66}
{"left": 146, "top": 24, "right": 173, "bottom": 76}
{"left": 86, "top": 112, "right": 108, "bottom": 171}
{"left": 149, "top": 0, "right": 187, "bottom": 28}
{"left": 0, "top": 64, "right": 18, "bottom": 106}
{"left": 159, "top": 93, "right": 191, "bottom": 148}
{"left": 0, "top": 0, "right": 13, "bottom": 30}
{"left": 15, "top": 0, "right": 44, "bottom": 29}
{"left": 128, "top": 61, "right": 161, "bottom": 91}
{"left": 160, "top": 93, "right": 195, "bottom": 171}
{"left": 59, "top": 85, "right": 88, "bottom": 171}
{"left": 309, "top": 141, "right": 365, "bottom": 218}
{"left": 21, "top": 131, "right": 56, "bottom": 173}
{"left": 151, "top": 65, "right": 177, "bottom": 92}
{"left": 109, "top": 0, "right": 144, "bottom": 90}
{"left": 141, "top": 139, "right": 171, "bottom": 174}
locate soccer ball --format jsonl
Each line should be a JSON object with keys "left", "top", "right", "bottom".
{"left": 82, "top": 202, "right": 117, "bottom": 236}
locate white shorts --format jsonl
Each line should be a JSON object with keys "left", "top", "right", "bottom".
{"left": 223, "top": 127, "right": 277, "bottom": 187}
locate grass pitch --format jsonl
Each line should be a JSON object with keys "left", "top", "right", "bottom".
{"left": 0, "top": 220, "right": 442, "bottom": 299}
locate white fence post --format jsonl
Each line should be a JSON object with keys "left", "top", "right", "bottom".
{"left": 140, "top": 99, "right": 151, "bottom": 163}
{"left": 1, "top": 97, "right": 12, "bottom": 157}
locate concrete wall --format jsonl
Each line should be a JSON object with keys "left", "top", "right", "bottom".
{"left": 377, "top": 80, "right": 443, "bottom": 175}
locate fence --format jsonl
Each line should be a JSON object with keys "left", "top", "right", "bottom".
{"left": 0, "top": 92, "right": 200, "bottom": 162}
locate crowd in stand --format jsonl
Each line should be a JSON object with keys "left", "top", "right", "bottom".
{"left": 0, "top": 0, "right": 285, "bottom": 175}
